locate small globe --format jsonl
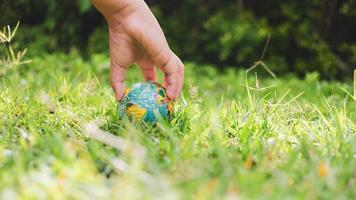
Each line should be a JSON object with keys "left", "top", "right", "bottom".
{"left": 118, "top": 82, "right": 173, "bottom": 122}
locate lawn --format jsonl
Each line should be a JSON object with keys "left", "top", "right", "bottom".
{"left": 0, "top": 52, "right": 355, "bottom": 199}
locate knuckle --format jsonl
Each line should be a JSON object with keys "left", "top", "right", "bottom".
{"left": 110, "top": 79, "right": 124, "bottom": 88}
{"left": 155, "top": 50, "right": 171, "bottom": 68}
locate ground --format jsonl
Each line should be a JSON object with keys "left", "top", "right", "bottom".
{"left": 0, "top": 52, "right": 355, "bottom": 199}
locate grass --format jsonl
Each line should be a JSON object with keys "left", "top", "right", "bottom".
{"left": 0, "top": 51, "right": 355, "bottom": 199}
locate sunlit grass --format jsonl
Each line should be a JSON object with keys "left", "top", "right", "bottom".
{"left": 0, "top": 52, "right": 355, "bottom": 199}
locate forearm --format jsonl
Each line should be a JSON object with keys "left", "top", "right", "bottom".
{"left": 91, "top": 0, "right": 145, "bottom": 21}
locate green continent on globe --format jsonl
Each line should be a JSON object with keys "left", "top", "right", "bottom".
{"left": 118, "top": 82, "right": 174, "bottom": 122}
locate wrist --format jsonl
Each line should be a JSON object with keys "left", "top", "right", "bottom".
{"left": 93, "top": 0, "right": 145, "bottom": 25}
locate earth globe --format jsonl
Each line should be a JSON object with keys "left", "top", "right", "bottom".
{"left": 118, "top": 81, "right": 173, "bottom": 122}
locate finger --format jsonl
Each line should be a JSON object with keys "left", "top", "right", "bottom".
{"left": 137, "top": 57, "right": 156, "bottom": 82}
{"left": 163, "top": 70, "right": 179, "bottom": 100}
{"left": 110, "top": 64, "right": 126, "bottom": 101}
{"left": 108, "top": 30, "right": 136, "bottom": 101}
{"left": 162, "top": 55, "right": 182, "bottom": 100}
{"left": 145, "top": 48, "right": 179, "bottom": 99}
{"left": 126, "top": 22, "right": 179, "bottom": 99}
{"left": 159, "top": 52, "right": 179, "bottom": 100}
{"left": 173, "top": 54, "right": 185, "bottom": 99}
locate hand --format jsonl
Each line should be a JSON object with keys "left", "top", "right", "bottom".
{"left": 91, "top": 0, "right": 184, "bottom": 101}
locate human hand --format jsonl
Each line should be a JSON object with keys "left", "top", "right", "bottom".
{"left": 91, "top": 0, "right": 184, "bottom": 101}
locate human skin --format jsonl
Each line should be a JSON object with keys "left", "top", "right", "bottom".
{"left": 91, "top": 0, "right": 184, "bottom": 101}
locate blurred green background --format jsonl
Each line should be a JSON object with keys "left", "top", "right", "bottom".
{"left": 1, "top": 0, "right": 355, "bottom": 79}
